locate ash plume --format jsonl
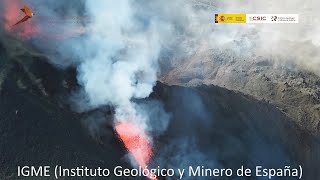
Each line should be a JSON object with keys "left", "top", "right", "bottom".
{"left": 0, "top": 0, "right": 213, "bottom": 167}
{"left": 59, "top": 0, "right": 213, "bottom": 168}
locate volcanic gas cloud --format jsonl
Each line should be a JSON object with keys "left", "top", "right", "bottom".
{"left": 2, "top": 0, "right": 200, "bottom": 179}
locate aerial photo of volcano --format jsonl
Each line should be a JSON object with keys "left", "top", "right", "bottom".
{"left": 0, "top": 0, "right": 319, "bottom": 179}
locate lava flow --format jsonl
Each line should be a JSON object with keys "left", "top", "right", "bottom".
{"left": 2, "top": 0, "right": 38, "bottom": 39}
{"left": 115, "top": 122, "right": 157, "bottom": 180}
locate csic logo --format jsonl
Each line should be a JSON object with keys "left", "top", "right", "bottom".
{"left": 271, "top": 16, "right": 278, "bottom": 21}
{"left": 250, "top": 16, "right": 267, "bottom": 21}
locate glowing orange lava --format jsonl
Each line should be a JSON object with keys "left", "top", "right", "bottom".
{"left": 115, "top": 122, "right": 157, "bottom": 180}
{"left": 3, "top": 0, "right": 38, "bottom": 39}
{"left": 2, "top": 1, "right": 86, "bottom": 40}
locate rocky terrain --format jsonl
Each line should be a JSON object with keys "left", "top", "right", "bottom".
{"left": 162, "top": 48, "right": 320, "bottom": 137}
{"left": 0, "top": 34, "right": 138, "bottom": 180}
{"left": 0, "top": 32, "right": 320, "bottom": 179}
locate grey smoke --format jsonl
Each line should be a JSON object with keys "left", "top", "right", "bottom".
{"left": 135, "top": 100, "right": 171, "bottom": 136}
{"left": 150, "top": 87, "right": 218, "bottom": 179}
{"left": 152, "top": 138, "right": 217, "bottom": 180}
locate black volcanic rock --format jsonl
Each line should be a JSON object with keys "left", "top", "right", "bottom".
{"left": 0, "top": 35, "right": 138, "bottom": 180}
{"left": 151, "top": 82, "right": 320, "bottom": 179}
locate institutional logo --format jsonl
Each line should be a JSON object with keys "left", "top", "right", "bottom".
{"left": 246, "top": 14, "right": 298, "bottom": 24}
{"left": 249, "top": 16, "right": 267, "bottom": 21}
{"left": 220, "top": 16, "right": 225, "bottom": 22}
{"left": 215, "top": 14, "right": 246, "bottom": 24}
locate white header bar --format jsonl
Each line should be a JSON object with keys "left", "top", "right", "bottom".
{"left": 246, "top": 14, "right": 299, "bottom": 24}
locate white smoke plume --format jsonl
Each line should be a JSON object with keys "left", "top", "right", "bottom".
{"left": 51, "top": 0, "right": 214, "bottom": 134}
{"left": 76, "top": 0, "right": 159, "bottom": 122}
{"left": 70, "top": 0, "right": 198, "bottom": 129}
{"left": 0, "top": 0, "right": 213, "bottom": 164}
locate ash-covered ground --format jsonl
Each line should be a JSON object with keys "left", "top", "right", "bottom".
{"left": 0, "top": 32, "right": 319, "bottom": 179}
{"left": 162, "top": 48, "right": 320, "bottom": 136}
